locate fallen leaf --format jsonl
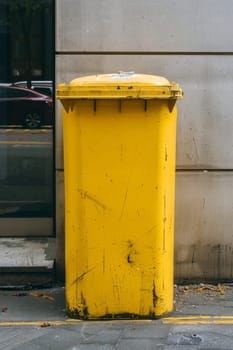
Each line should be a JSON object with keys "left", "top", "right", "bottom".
{"left": 195, "top": 284, "right": 226, "bottom": 294}
{"left": 42, "top": 295, "right": 55, "bottom": 301}
{"left": 30, "top": 292, "right": 44, "bottom": 298}
{"left": 217, "top": 284, "right": 225, "bottom": 295}
{"left": 196, "top": 287, "right": 207, "bottom": 292}
{"left": 40, "top": 322, "right": 51, "bottom": 328}
{"left": 30, "top": 292, "right": 55, "bottom": 301}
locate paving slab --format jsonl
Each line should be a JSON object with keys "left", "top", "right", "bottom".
{"left": 0, "top": 287, "right": 65, "bottom": 322}
{"left": 174, "top": 284, "right": 233, "bottom": 316}
{"left": 0, "top": 284, "right": 233, "bottom": 350}
{"left": 166, "top": 324, "right": 233, "bottom": 350}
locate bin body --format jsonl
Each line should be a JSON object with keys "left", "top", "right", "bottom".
{"left": 57, "top": 73, "right": 182, "bottom": 319}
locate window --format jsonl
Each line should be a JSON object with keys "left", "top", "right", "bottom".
{"left": 0, "top": 0, "right": 54, "bottom": 236}
{"left": 6, "top": 88, "right": 30, "bottom": 98}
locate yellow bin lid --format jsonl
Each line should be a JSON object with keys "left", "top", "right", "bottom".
{"left": 56, "top": 72, "right": 183, "bottom": 100}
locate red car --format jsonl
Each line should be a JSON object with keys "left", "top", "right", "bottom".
{"left": 0, "top": 84, "right": 53, "bottom": 129}
{"left": 13, "top": 80, "right": 53, "bottom": 97}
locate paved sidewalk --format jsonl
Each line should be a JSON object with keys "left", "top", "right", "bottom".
{"left": 1, "top": 284, "right": 233, "bottom": 349}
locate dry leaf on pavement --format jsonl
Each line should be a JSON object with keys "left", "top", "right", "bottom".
{"left": 40, "top": 322, "right": 51, "bottom": 327}
{"left": 42, "top": 295, "right": 55, "bottom": 301}
{"left": 30, "top": 292, "right": 55, "bottom": 301}
{"left": 195, "top": 284, "right": 226, "bottom": 294}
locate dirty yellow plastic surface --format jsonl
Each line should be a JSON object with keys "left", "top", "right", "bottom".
{"left": 57, "top": 73, "right": 182, "bottom": 319}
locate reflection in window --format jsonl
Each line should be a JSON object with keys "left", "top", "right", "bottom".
{"left": 0, "top": 0, "right": 54, "bottom": 84}
{"left": 0, "top": 1, "right": 54, "bottom": 224}
{"left": 1, "top": 87, "right": 30, "bottom": 98}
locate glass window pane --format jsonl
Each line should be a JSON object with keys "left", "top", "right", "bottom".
{"left": 0, "top": 0, "right": 54, "bottom": 235}
{"left": 5, "top": 87, "right": 30, "bottom": 98}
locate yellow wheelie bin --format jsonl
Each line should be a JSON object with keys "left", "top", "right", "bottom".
{"left": 56, "top": 72, "right": 183, "bottom": 319}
